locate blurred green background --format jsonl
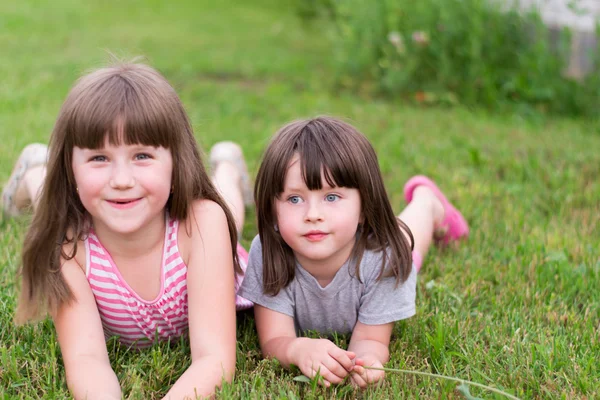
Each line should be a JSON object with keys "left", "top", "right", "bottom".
{"left": 1, "top": 0, "right": 599, "bottom": 398}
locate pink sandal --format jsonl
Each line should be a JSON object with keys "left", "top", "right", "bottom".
{"left": 403, "top": 175, "right": 469, "bottom": 244}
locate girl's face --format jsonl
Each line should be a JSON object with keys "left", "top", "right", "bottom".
{"left": 71, "top": 137, "right": 173, "bottom": 237}
{"left": 275, "top": 154, "right": 362, "bottom": 272}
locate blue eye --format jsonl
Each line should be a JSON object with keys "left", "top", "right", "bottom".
{"left": 325, "top": 194, "right": 340, "bottom": 202}
{"left": 90, "top": 155, "right": 107, "bottom": 162}
{"left": 136, "top": 153, "right": 151, "bottom": 160}
{"left": 288, "top": 196, "right": 302, "bottom": 204}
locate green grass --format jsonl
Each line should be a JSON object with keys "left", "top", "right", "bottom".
{"left": 1, "top": 0, "right": 599, "bottom": 398}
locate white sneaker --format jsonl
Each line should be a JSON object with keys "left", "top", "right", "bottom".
{"left": 209, "top": 141, "right": 253, "bottom": 206}
{"left": 2, "top": 143, "right": 48, "bottom": 217}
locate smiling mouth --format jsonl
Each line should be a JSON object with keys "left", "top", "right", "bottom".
{"left": 107, "top": 198, "right": 142, "bottom": 208}
{"left": 304, "top": 232, "right": 328, "bottom": 241}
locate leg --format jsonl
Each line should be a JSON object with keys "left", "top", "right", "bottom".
{"left": 212, "top": 161, "right": 245, "bottom": 234}
{"left": 209, "top": 142, "right": 252, "bottom": 235}
{"left": 400, "top": 176, "right": 470, "bottom": 272}
{"left": 398, "top": 186, "right": 444, "bottom": 261}
{"left": 209, "top": 142, "right": 255, "bottom": 312}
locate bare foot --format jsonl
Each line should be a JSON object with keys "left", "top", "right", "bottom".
{"left": 412, "top": 185, "right": 446, "bottom": 239}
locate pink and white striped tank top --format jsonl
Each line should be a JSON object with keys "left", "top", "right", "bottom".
{"left": 85, "top": 217, "right": 188, "bottom": 348}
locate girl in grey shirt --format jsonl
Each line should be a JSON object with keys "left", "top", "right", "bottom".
{"left": 239, "top": 116, "right": 469, "bottom": 388}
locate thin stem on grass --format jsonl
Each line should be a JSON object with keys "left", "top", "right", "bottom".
{"left": 363, "top": 366, "right": 520, "bottom": 400}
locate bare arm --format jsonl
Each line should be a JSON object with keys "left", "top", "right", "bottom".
{"left": 163, "top": 200, "right": 237, "bottom": 399}
{"left": 255, "top": 304, "right": 356, "bottom": 386}
{"left": 254, "top": 304, "right": 298, "bottom": 367}
{"left": 348, "top": 321, "right": 393, "bottom": 387}
{"left": 53, "top": 258, "right": 121, "bottom": 400}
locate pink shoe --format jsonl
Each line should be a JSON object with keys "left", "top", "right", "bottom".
{"left": 403, "top": 175, "right": 469, "bottom": 245}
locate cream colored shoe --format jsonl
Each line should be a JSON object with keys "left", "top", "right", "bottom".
{"left": 2, "top": 143, "right": 48, "bottom": 217}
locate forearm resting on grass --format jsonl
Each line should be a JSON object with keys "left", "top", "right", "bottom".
{"left": 163, "top": 353, "right": 235, "bottom": 400}
{"left": 64, "top": 355, "right": 121, "bottom": 400}
{"left": 260, "top": 335, "right": 303, "bottom": 368}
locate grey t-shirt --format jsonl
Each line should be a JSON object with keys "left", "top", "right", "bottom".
{"left": 238, "top": 235, "right": 417, "bottom": 335}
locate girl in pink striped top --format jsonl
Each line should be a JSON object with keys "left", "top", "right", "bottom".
{"left": 13, "top": 62, "right": 252, "bottom": 400}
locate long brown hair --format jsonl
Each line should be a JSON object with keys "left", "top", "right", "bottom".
{"left": 255, "top": 116, "right": 414, "bottom": 296}
{"left": 15, "top": 61, "right": 241, "bottom": 323}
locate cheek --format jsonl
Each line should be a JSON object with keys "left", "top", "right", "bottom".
{"left": 275, "top": 204, "right": 297, "bottom": 236}
{"left": 75, "top": 182, "right": 103, "bottom": 212}
{"left": 75, "top": 172, "right": 104, "bottom": 198}
{"left": 159, "top": 167, "right": 173, "bottom": 193}
{"left": 277, "top": 223, "right": 297, "bottom": 248}
{"left": 156, "top": 181, "right": 173, "bottom": 202}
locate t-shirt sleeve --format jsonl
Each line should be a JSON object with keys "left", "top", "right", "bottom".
{"left": 237, "top": 235, "right": 296, "bottom": 318}
{"left": 357, "top": 251, "right": 417, "bottom": 325}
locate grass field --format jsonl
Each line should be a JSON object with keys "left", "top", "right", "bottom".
{"left": 1, "top": 0, "right": 599, "bottom": 398}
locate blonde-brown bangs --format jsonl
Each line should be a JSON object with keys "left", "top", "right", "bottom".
{"left": 65, "top": 69, "right": 180, "bottom": 151}
{"left": 273, "top": 119, "right": 362, "bottom": 196}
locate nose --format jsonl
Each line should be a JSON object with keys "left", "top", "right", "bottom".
{"left": 304, "top": 200, "right": 324, "bottom": 222}
{"left": 109, "top": 162, "right": 135, "bottom": 189}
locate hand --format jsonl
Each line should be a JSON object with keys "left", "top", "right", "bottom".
{"left": 350, "top": 357, "right": 385, "bottom": 388}
{"left": 289, "top": 338, "right": 356, "bottom": 387}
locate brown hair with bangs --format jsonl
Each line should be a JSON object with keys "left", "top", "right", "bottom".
{"left": 255, "top": 116, "right": 414, "bottom": 296}
{"left": 15, "top": 61, "right": 241, "bottom": 323}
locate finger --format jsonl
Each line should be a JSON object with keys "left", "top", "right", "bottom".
{"left": 350, "top": 371, "right": 368, "bottom": 389}
{"left": 353, "top": 365, "right": 369, "bottom": 383}
{"left": 312, "top": 365, "right": 341, "bottom": 386}
{"left": 364, "top": 369, "right": 374, "bottom": 385}
{"left": 374, "top": 370, "right": 386, "bottom": 385}
{"left": 353, "top": 357, "right": 365, "bottom": 367}
{"left": 353, "top": 365, "right": 365, "bottom": 374}
{"left": 363, "top": 369, "right": 386, "bottom": 387}
{"left": 365, "top": 370, "right": 385, "bottom": 387}
{"left": 323, "top": 356, "right": 351, "bottom": 380}
{"left": 327, "top": 347, "right": 356, "bottom": 372}
{"left": 309, "top": 368, "right": 331, "bottom": 387}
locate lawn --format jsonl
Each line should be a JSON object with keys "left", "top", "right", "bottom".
{"left": 1, "top": 0, "right": 599, "bottom": 398}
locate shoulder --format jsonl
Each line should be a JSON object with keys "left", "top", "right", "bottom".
{"left": 247, "top": 235, "right": 264, "bottom": 266}
{"left": 178, "top": 199, "right": 229, "bottom": 263}
{"left": 249, "top": 234, "right": 262, "bottom": 251}
{"left": 357, "top": 248, "right": 388, "bottom": 282}
{"left": 179, "top": 199, "right": 228, "bottom": 240}
{"left": 189, "top": 199, "right": 227, "bottom": 223}
{"left": 60, "top": 228, "right": 86, "bottom": 274}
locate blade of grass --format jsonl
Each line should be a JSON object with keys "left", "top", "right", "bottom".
{"left": 363, "top": 366, "right": 520, "bottom": 400}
